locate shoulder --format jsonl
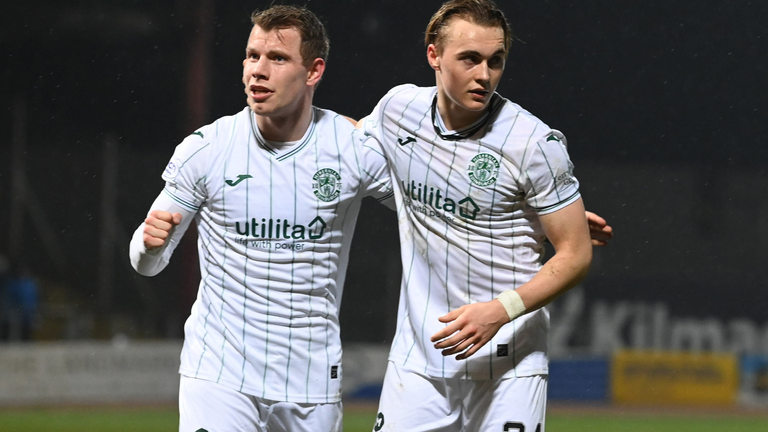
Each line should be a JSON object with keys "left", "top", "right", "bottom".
{"left": 204, "top": 107, "right": 252, "bottom": 144}
{"left": 312, "top": 107, "right": 367, "bottom": 154}
{"left": 162, "top": 108, "right": 249, "bottom": 181}
{"left": 381, "top": 84, "right": 433, "bottom": 105}
{"left": 313, "top": 106, "right": 358, "bottom": 136}
{"left": 386, "top": 83, "right": 426, "bottom": 96}
{"left": 369, "top": 84, "right": 434, "bottom": 125}
{"left": 179, "top": 108, "right": 249, "bottom": 150}
{"left": 492, "top": 97, "right": 561, "bottom": 147}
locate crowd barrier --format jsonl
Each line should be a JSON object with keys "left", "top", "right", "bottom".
{"left": 0, "top": 342, "right": 765, "bottom": 407}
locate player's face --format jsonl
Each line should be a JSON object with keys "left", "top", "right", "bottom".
{"left": 242, "top": 25, "right": 321, "bottom": 118}
{"left": 428, "top": 19, "right": 505, "bottom": 123}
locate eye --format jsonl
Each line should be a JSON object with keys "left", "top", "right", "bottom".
{"left": 458, "top": 56, "right": 480, "bottom": 68}
{"left": 488, "top": 56, "right": 504, "bottom": 69}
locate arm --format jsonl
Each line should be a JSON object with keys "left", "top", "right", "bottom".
{"left": 129, "top": 192, "right": 196, "bottom": 277}
{"left": 358, "top": 133, "right": 395, "bottom": 211}
{"left": 131, "top": 126, "right": 210, "bottom": 276}
{"left": 430, "top": 198, "right": 593, "bottom": 360}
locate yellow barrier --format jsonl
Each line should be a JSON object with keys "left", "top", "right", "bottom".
{"left": 611, "top": 350, "right": 739, "bottom": 406}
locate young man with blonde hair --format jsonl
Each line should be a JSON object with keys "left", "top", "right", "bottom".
{"left": 360, "top": 1, "right": 598, "bottom": 430}
{"left": 130, "top": 5, "right": 392, "bottom": 431}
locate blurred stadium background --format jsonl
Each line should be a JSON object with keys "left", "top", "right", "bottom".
{"left": 0, "top": 0, "right": 766, "bottom": 430}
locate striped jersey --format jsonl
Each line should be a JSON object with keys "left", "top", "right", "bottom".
{"left": 360, "top": 84, "right": 580, "bottom": 380}
{"left": 131, "top": 106, "right": 392, "bottom": 403}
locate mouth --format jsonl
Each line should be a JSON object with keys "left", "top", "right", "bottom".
{"left": 249, "top": 85, "right": 273, "bottom": 101}
{"left": 469, "top": 89, "right": 490, "bottom": 99}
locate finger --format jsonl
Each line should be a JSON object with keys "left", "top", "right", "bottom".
{"left": 149, "top": 210, "right": 174, "bottom": 222}
{"left": 589, "top": 231, "right": 613, "bottom": 241}
{"left": 437, "top": 308, "right": 462, "bottom": 324}
{"left": 588, "top": 216, "right": 611, "bottom": 227}
{"left": 456, "top": 341, "right": 485, "bottom": 360}
{"left": 172, "top": 212, "right": 183, "bottom": 225}
{"left": 431, "top": 323, "right": 460, "bottom": 343}
{"left": 585, "top": 211, "right": 605, "bottom": 225}
{"left": 590, "top": 227, "right": 613, "bottom": 236}
{"left": 593, "top": 223, "right": 613, "bottom": 234}
{"left": 145, "top": 221, "right": 174, "bottom": 238}
{"left": 589, "top": 225, "right": 613, "bottom": 240}
{"left": 143, "top": 234, "right": 166, "bottom": 249}
{"left": 145, "top": 218, "right": 174, "bottom": 234}
{"left": 433, "top": 331, "right": 468, "bottom": 349}
{"left": 591, "top": 239, "right": 608, "bottom": 247}
{"left": 442, "top": 338, "right": 475, "bottom": 357}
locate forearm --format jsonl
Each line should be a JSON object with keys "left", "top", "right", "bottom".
{"left": 497, "top": 199, "right": 592, "bottom": 320}
{"left": 513, "top": 248, "right": 591, "bottom": 313}
{"left": 431, "top": 246, "right": 591, "bottom": 360}
{"left": 129, "top": 191, "right": 195, "bottom": 277}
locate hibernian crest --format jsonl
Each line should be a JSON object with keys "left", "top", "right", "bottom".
{"left": 313, "top": 168, "right": 342, "bottom": 202}
{"left": 468, "top": 153, "right": 500, "bottom": 187}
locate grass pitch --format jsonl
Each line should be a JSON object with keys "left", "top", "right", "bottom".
{"left": 545, "top": 411, "right": 768, "bottom": 432}
{"left": 0, "top": 404, "right": 765, "bottom": 431}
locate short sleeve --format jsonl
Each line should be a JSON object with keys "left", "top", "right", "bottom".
{"left": 359, "top": 107, "right": 383, "bottom": 145}
{"left": 355, "top": 129, "right": 394, "bottom": 208}
{"left": 359, "top": 84, "right": 417, "bottom": 145}
{"left": 161, "top": 127, "right": 213, "bottom": 212}
{"left": 522, "top": 130, "right": 580, "bottom": 215}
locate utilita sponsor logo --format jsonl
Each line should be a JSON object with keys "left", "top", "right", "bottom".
{"left": 234, "top": 217, "right": 327, "bottom": 240}
{"left": 401, "top": 180, "right": 479, "bottom": 220}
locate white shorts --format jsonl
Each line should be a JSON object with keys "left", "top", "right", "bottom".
{"left": 374, "top": 361, "right": 547, "bottom": 432}
{"left": 178, "top": 375, "right": 342, "bottom": 432}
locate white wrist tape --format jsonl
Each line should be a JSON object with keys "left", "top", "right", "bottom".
{"left": 496, "top": 290, "right": 526, "bottom": 322}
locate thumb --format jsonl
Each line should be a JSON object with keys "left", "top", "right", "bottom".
{"left": 172, "top": 212, "right": 183, "bottom": 226}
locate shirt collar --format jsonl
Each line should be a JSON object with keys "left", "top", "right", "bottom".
{"left": 431, "top": 92, "right": 504, "bottom": 141}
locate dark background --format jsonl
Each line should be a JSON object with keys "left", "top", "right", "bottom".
{"left": 0, "top": 0, "right": 765, "bottom": 343}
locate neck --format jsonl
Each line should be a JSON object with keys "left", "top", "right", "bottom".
{"left": 255, "top": 93, "right": 313, "bottom": 142}
{"left": 435, "top": 83, "right": 485, "bottom": 132}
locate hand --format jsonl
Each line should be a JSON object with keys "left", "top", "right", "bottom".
{"left": 143, "top": 210, "right": 182, "bottom": 250}
{"left": 585, "top": 211, "right": 613, "bottom": 246}
{"left": 430, "top": 300, "right": 510, "bottom": 360}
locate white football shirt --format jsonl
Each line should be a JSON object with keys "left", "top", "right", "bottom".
{"left": 361, "top": 85, "right": 580, "bottom": 380}
{"left": 130, "top": 106, "right": 392, "bottom": 403}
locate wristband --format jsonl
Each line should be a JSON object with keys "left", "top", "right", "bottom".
{"left": 496, "top": 290, "right": 526, "bottom": 322}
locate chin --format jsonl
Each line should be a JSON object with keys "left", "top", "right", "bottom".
{"left": 462, "top": 101, "right": 488, "bottom": 112}
{"left": 249, "top": 102, "right": 272, "bottom": 114}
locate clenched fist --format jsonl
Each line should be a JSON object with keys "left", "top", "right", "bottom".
{"left": 143, "top": 210, "right": 182, "bottom": 250}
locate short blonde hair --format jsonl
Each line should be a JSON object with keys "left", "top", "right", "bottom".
{"left": 425, "top": 0, "right": 512, "bottom": 57}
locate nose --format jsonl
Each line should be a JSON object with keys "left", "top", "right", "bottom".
{"left": 251, "top": 57, "right": 269, "bottom": 80}
{"left": 477, "top": 61, "right": 490, "bottom": 83}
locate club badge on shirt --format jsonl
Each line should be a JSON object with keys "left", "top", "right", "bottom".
{"left": 312, "top": 168, "right": 342, "bottom": 202}
{"left": 468, "top": 153, "right": 500, "bottom": 187}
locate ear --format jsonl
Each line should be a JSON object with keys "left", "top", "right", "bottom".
{"left": 306, "top": 58, "right": 326, "bottom": 87}
{"left": 427, "top": 44, "right": 440, "bottom": 71}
